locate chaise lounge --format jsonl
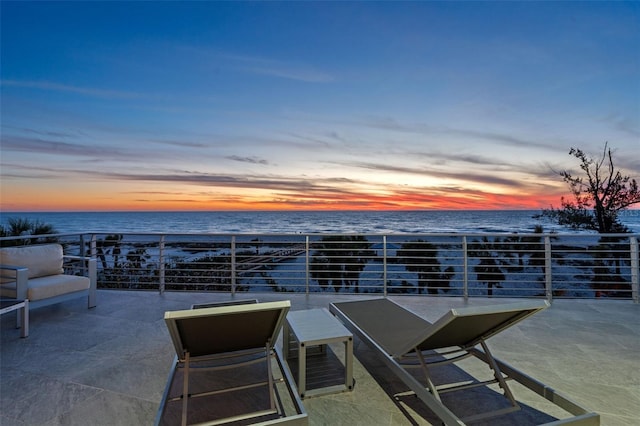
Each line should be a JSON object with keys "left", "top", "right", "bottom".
{"left": 156, "top": 300, "right": 307, "bottom": 426}
{"left": 330, "top": 298, "right": 600, "bottom": 426}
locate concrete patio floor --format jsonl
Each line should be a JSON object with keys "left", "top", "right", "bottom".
{"left": 1, "top": 290, "right": 638, "bottom": 425}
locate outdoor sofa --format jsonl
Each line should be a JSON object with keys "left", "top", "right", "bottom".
{"left": 0, "top": 243, "right": 96, "bottom": 311}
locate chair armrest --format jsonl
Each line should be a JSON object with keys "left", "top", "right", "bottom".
{"left": 63, "top": 256, "right": 97, "bottom": 308}
{"left": 0, "top": 264, "right": 29, "bottom": 300}
{"left": 0, "top": 264, "right": 27, "bottom": 272}
{"left": 63, "top": 255, "right": 95, "bottom": 271}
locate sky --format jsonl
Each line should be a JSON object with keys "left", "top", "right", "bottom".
{"left": 1, "top": 1, "right": 639, "bottom": 212}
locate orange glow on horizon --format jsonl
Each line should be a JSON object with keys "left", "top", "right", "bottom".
{"left": 0, "top": 185, "right": 566, "bottom": 212}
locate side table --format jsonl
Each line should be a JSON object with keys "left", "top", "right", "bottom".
{"left": 0, "top": 299, "right": 29, "bottom": 338}
{"left": 283, "top": 308, "right": 353, "bottom": 398}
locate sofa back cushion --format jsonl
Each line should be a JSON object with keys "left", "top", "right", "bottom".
{"left": 0, "top": 244, "right": 64, "bottom": 281}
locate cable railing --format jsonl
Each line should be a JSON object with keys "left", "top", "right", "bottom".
{"left": 1, "top": 232, "right": 638, "bottom": 303}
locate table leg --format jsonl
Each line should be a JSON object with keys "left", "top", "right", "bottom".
{"left": 298, "top": 342, "right": 306, "bottom": 398}
{"left": 20, "top": 300, "right": 29, "bottom": 338}
{"left": 283, "top": 321, "right": 290, "bottom": 359}
{"left": 345, "top": 336, "right": 353, "bottom": 390}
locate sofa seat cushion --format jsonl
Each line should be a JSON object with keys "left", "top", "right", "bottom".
{"left": 0, "top": 274, "right": 90, "bottom": 301}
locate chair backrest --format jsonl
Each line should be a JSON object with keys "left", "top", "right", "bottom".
{"left": 164, "top": 300, "right": 290, "bottom": 359}
{"left": 191, "top": 299, "right": 258, "bottom": 309}
{"left": 332, "top": 298, "right": 432, "bottom": 356}
{"left": 0, "top": 244, "right": 64, "bottom": 283}
{"left": 402, "top": 300, "right": 549, "bottom": 355}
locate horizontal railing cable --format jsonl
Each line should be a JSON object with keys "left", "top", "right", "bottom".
{"left": 1, "top": 232, "right": 637, "bottom": 303}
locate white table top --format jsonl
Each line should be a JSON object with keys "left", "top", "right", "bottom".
{"left": 286, "top": 308, "right": 352, "bottom": 343}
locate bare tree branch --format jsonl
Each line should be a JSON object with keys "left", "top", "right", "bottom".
{"left": 542, "top": 143, "right": 640, "bottom": 233}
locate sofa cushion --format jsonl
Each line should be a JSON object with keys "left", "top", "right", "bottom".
{"left": 0, "top": 244, "right": 64, "bottom": 282}
{"left": 0, "top": 274, "right": 90, "bottom": 301}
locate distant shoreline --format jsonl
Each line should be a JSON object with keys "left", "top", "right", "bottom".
{"left": 2, "top": 210, "right": 639, "bottom": 235}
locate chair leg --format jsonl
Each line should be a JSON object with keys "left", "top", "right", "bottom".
{"left": 479, "top": 340, "right": 519, "bottom": 409}
{"left": 20, "top": 300, "right": 28, "bottom": 338}
{"left": 182, "top": 352, "right": 190, "bottom": 426}
{"left": 415, "top": 348, "right": 441, "bottom": 401}
{"left": 266, "top": 343, "right": 276, "bottom": 411}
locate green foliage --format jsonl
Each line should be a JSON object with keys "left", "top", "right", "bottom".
{"left": 468, "top": 237, "right": 507, "bottom": 296}
{"left": 397, "top": 240, "right": 452, "bottom": 294}
{"left": 165, "top": 254, "right": 236, "bottom": 292}
{"left": 0, "top": 217, "right": 58, "bottom": 247}
{"left": 310, "top": 235, "right": 374, "bottom": 293}
{"left": 96, "top": 234, "right": 123, "bottom": 270}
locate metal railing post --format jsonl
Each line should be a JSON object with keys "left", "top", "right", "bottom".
{"left": 159, "top": 235, "right": 165, "bottom": 294}
{"left": 90, "top": 234, "right": 97, "bottom": 258}
{"left": 231, "top": 236, "right": 236, "bottom": 295}
{"left": 79, "top": 234, "right": 86, "bottom": 257}
{"left": 545, "top": 236, "right": 553, "bottom": 303}
{"left": 631, "top": 236, "right": 639, "bottom": 304}
{"left": 305, "top": 235, "right": 310, "bottom": 294}
{"left": 462, "top": 236, "right": 468, "bottom": 301}
{"left": 383, "top": 235, "right": 388, "bottom": 296}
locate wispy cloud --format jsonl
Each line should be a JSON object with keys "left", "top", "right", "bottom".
{"left": 243, "top": 65, "right": 333, "bottom": 82}
{"left": 1, "top": 136, "right": 128, "bottom": 158}
{"left": 0, "top": 163, "right": 64, "bottom": 180}
{"left": 0, "top": 124, "right": 85, "bottom": 139}
{"left": 412, "top": 151, "right": 512, "bottom": 167}
{"left": 347, "top": 161, "right": 526, "bottom": 187}
{"left": 226, "top": 155, "right": 269, "bottom": 165}
{"left": 150, "top": 139, "right": 212, "bottom": 149}
{"left": 357, "top": 115, "right": 556, "bottom": 150}
{"left": 173, "top": 44, "right": 334, "bottom": 83}
{"left": 289, "top": 113, "right": 557, "bottom": 151}
{"left": 1, "top": 135, "right": 212, "bottom": 164}
{"left": 222, "top": 53, "right": 334, "bottom": 83}
{"left": 600, "top": 112, "right": 640, "bottom": 138}
{"left": 1, "top": 80, "right": 144, "bottom": 100}
{"left": 96, "top": 170, "right": 340, "bottom": 193}
{"left": 283, "top": 132, "right": 334, "bottom": 148}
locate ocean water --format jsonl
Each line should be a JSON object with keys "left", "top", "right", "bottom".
{"left": 2, "top": 210, "right": 640, "bottom": 234}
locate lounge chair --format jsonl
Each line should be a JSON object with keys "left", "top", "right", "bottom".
{"left": 330, "top": 298, "right": 599, "bottom": 426}
{"left": 155, "top": 300, "right": 307, "bottom": 426}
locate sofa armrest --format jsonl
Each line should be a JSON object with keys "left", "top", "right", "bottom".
{"left": 63, "top": 255, "right": 88, "bottom": 261}
{"left": 63, "top": 256, "right": 97, "bottom": 308}
{"left": 0, "top": 264, "right": 29, "bottom": 300}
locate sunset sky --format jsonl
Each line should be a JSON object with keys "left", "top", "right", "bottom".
{"left": 1, "top": 1, "right": 639, "bottom": 212}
